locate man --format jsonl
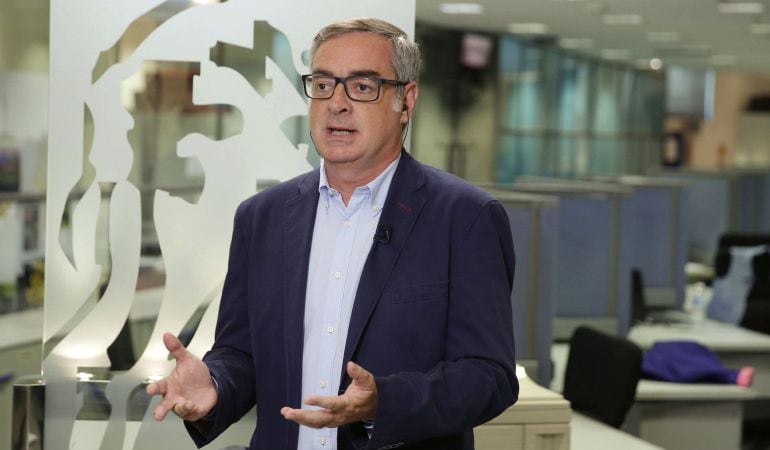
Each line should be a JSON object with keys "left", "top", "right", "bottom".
{"left": 147, "top": 18, "right": 518, "bottom": 450}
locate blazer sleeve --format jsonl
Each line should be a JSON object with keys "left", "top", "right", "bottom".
{"left": 185, "top": 199, "right": 259, "bottom": 447}
{"left": 365, "top": 199, "right": 518, "bottom": 448}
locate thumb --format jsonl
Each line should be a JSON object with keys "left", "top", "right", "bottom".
{"left": 347, "top": 361, "right": 374, "bottom": 388}
{"left": 163, "top": 332, "right": 191, "bottom": 363}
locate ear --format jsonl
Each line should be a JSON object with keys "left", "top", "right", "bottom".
{"left": 400, "top": 82, "right": 419, "bottom": 124}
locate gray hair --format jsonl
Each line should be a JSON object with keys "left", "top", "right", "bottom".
{"left": 310, "top": 18, "right": 421, "bottom": 99}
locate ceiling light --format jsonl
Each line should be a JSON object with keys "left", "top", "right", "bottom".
{"left": 749, "top": 23, "right": 770, "bottom": 34}
{"left": 602, "top": 14, "right": 643, "bottom": 25}
{"left": 439, "top": 3, "right": 483, "bottom": 14}
{"left": 717, "top": 2, "right": 764, "bottom": 14}
{"left": 507, "top": 23, "right": 550, "bottom": 35}
{"left": 655, "top": 45, "right": 712, "bottom": 58}
{"left": 559, "top": 38, "right": 594, "bottom": 49}
{"left": 585, "top": 1, "right": 608, "bottom": 14}
{"left": 602, "top": 49, "right": 631, "bottom": 60}
{"left": 649, "top": 58, "right": 664, "bottom": 70}
{"left": 646, "top": 31, "right": 680, "bottom": 43}
{"left": 710, "top": 54, "right": 736, "bottom": 65}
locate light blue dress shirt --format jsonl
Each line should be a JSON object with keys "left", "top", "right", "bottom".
{"left": 297, "top": 156, "right": 400, "bottom": 450}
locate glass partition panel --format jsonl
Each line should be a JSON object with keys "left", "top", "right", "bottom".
{"left": 45, "top": 2, "right": 415, "bottom": 449}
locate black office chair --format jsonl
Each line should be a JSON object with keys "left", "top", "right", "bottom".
{"left": 563, "top": 326, "right": 643, "bottom": 428}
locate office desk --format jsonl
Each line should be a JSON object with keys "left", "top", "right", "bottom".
{"left": 552, "top": 341, "right": 759, "bottom": 450}
{"left": 626, "top": 380, "right": 756, "bottom": 450}
{"left": 571, "top": 413, "right": 663, "bottom": 450}
{"left": 628, "top": 320, "right": 770, "bottom": 398}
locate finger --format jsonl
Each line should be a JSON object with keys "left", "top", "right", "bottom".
{"left": 163, "top": 332, "right": 192, "bottom": 363}
{"left": 145, "top": 379, "right": 166, "bottom": 397}
{"left": 281, "top": 407, "right": 332, "bottom": 428}
{"left": 347, "top": 361, "right": 374, "bottom": 388}
{"left": 153, "top": 401, "right": 172, "bottom": 421}
{"left": 304, "top": 394, "right": 342, "bottom": 411}
{"left": 173, "top": 398, "right": 197, "bottom": 419}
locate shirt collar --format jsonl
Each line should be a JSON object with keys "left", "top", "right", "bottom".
{"left": 318, "top": 155, "right": 401, "bottom": 215}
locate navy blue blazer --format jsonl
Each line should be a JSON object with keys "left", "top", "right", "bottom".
{"left": 189, "top": 152, "right": 518, "bottom": 449}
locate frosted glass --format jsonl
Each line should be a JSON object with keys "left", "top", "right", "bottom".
{"left": 45, "top": 1, "right": 415, "bottom": 449}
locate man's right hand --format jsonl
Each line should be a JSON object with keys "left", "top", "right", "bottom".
{"left": 146, "top": 332, "right": 218, "bottom": 422}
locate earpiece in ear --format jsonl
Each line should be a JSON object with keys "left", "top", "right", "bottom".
{"left": 402, "top": 104, "right": 407, "bottom": 112}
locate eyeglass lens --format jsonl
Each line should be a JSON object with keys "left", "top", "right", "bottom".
{"left": 305, "top": 76, "right": 380, "bottom": 101}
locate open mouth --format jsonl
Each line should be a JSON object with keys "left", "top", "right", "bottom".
{"left": 328, "top": 127, "right": 355, "bottom": 136}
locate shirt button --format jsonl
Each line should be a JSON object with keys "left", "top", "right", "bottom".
{"left": 334, "top": 271, "right": 341, "bottom": 279}
{"left": 371, "top": 205, "right": 379, "bottom": 212}
{"left": 319, "top": 437, "right": 326, "bottom": 445}
{"left": 327, "top": 326, "right": 334, "bottom": 334}
{"left": 344, "top": 220, "right": 352, "bottom": 228}
{"left": 320, "top": 380, "right": 327, "bottom": 389}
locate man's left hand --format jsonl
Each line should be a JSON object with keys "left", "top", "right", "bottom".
{"left": 281, "top": 361, "right": 377, "bottom": 428}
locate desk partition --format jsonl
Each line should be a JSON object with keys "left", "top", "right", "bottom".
{"left": 498, "top": 179, "right": 635, "bottom": 339}
{"left": 731, "top": 169, "right": 770, "bottom": 233}
{"left": 596, "top": 176, "right": 689, "bottom": 313}
{"left": 483, "top": 189, "right": 559, "bottom": 386}
{"left": 663, "top": 168, "right": 770, "bottom": 264}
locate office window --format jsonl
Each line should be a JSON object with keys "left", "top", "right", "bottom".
{"left": 495, "top": 34, "right": 664, "bottom": 182}
{"left": 499, "top": 38, "right": 544, "bottom": 130}
{"left": 549, "top": 52, "right": 589, "bottom": 131}
{"left": 592, "top": 65, "right": 624, "bottom": 133}
{"left": 497, "top": 134, "right": 543, "bottom": 182}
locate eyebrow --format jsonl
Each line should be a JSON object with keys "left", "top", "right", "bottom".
{"left": 311, "top": 69, "right": 384, "bottom": 78}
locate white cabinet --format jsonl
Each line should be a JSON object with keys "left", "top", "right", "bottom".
{"left": 475, "top": 369, "right": 571, "bottom": 450}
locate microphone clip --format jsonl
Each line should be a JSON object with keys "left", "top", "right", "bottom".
{"left": 373, "top": 225, "right": 392, "bottom": 244}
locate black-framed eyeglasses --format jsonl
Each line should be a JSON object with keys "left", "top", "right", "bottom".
{"left": 301, "top": 74, "right": 408, "bottom": 102}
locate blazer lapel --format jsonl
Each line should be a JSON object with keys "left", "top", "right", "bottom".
{"left": 341, "top": 152, "right": 426, "bottom": 368}
{"left": 284, "top": 170, "right": 320, "bottom": 411}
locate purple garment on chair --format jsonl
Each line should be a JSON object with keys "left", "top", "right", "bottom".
{"left": 641, "top": 341, "right": 739, "bottom": 384}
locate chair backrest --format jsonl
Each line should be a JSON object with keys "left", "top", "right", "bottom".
{"left": 716, "top": 233, "right": 770, "bottom": 301}
{"left": 715, "top": 233, "right": 770, "bottom": 333}
{"left": 631, "top": 268, "right": 646, "bottom": 324}
{"left": 563, "top": 325, "right": 642, "bottom": 428}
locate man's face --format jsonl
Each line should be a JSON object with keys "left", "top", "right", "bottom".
{"left": 309, "top": 32, "right": 416, "bottom": 177}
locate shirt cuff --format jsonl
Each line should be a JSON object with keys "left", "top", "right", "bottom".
{"left": 363, "top": 419, "right": 374, "bottom": 439}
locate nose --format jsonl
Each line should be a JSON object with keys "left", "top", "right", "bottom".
{"left": 328, "top": 81, "right": 350, "bottom": 113}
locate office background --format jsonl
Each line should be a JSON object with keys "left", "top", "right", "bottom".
{"left": 1, "top": 0, "right": 770, "bottom": 449}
